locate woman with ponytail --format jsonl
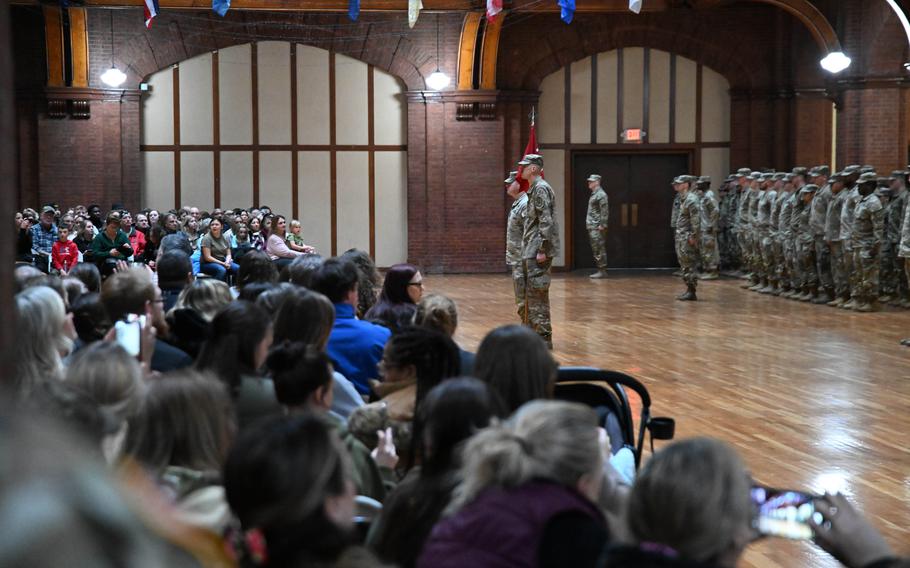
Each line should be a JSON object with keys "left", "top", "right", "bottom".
{"left": 417, "top": 400, "right": 613, "bottom": 568}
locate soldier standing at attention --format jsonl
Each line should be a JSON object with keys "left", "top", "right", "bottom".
{"left": 519, "top": 154, "right": 560, "bottom": 349}
{"left": 585, "top": 174, "right": 609, "bottom": 279}
{"left": 808, "top": 166, "right": 834, "bottom": 304}
{"left": 839, "top": 166, "right": 863, "bottom": 309}
{"left": 824, "top": 172, "right": 849, "bottom": 306}
{"left": 776, "top": 174, "right": 796, "bottom": 296}
{"left": 795, "top": 184, "right": 819, "bottom": 301}
{"left": 504, "top": 171, "right": 529, "bottom": 324}
{"left": 851, "top": 172, "right": 885, "bottom": 312}
{"left": 696, "top": 176, "right": 720, "bottom": 280}
{"left": 881, "top": 171, "right": 907, "bottom": 304}
{"left": 674, "top": 175, "right": 701, "bottom": 301}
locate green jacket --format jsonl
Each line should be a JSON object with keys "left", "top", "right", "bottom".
{"left": 90, "top": 229, "right": 132, "bottom": 262}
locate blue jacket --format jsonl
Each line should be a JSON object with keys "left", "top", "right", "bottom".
{"left": 327, "top": 303, "right": 391, "bottom": 394}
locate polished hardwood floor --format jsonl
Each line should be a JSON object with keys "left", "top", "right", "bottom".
{"left": 427, "top": 271, "right": 910, "bottom": 568}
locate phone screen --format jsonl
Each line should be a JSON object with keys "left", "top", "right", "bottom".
{"left": 114, "top": 315, "right": 145, "bottom": 357}
{"left": 751, "top": 485, "right": 822, "bottom": 540}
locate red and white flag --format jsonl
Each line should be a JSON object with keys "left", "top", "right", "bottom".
{"left": 486, "top": 0, "right": 503, "bottom": 22}
{"left": 144, "top": 0, "right": 160, "bottom": 28}
{"left": 517, "top": 109, "right": 539, "bottom": 192}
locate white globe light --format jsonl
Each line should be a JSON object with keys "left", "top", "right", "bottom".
{"left": 426, "top": 70, "right": 451, "bottom": 91}
{"left": 101, "top": 66, "right": 127, "bottom": 87}
{"left": 820, "top": 52, "right": 852, "bottom": 74}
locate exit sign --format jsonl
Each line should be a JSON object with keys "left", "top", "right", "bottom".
{"left": 622, "top": 128, "right": 646, "bottom": 143}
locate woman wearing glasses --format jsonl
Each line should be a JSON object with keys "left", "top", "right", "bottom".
{"left": 366, "top": 263, "right": 424, "bottom": 333}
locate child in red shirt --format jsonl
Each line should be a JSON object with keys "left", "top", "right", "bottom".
{"left": 52, "top": 226, "right": 79, "bottom": 274}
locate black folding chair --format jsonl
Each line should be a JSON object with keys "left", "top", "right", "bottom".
{"left": 554, "top": 367, "right": 675, "bottom": 469}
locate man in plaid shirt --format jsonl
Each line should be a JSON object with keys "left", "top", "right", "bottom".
{"left": 30, "top": 206, "right": 58, "bottom": 273}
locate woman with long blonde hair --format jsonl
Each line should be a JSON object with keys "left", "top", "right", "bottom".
{"left": 15, "top": 285, "right": 74, "bottom": 397}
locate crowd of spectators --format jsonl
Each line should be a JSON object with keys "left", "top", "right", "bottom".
{"left": 4, "top": 201, "right": 906, "bottom": 568}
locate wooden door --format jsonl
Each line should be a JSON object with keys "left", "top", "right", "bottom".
{"left": 572, "top": 153, "right": 689, "bottom": 269}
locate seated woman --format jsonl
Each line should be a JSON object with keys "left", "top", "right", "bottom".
{"left": 418, "top": 400, "right": 612, "bottom": 568}
{"left": 15, "top": 285, "right": 75, "bottom": 397}
{"left": 122, "top": 371, "right": 235, "bottom": 535}
{"left": 248, "top": 217, "right": 267, "bottom": 252}
{"left": 370, "top": 378, "right": 503, "bottom": 568}
{"left": 266, "top": 215, "right": 305, "bottom": 270}
{"left": 195, "top": 301, "right": 282, "bottom": 431}
{"left": 223, "top": 414, "right": 393, "bottom": 568}
{"left": 416, "top": 294, "right": 475, "bottom": 376}
{"left": 600, "top": 438, "right": 753, "bottom": 568}
{"left": 231, "top": 223, "right": 253, "bottom": 261}
{"left": 168, "top": 278, "right": 234, "bottom": 358}
{"left": 365, "top": 264, "right": 424, "bottom": 333}
{"left": 267, "top": 341, "right": 395, "bottom": 502}
{"left": 200, "top": 218, "right": 239, "bottom": 282}
{"left": 272, "top": 288, "right": 364, "bottom": 420}
{"left": 340, "top": 249, "right": 381, "bottom": 318}
{"left": 285, "top": 219, "right": 316, "bottom": 253}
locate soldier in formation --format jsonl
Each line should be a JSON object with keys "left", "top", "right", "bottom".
{"left": 585, "top": 174, "right": 609, "bottom": 279}
{"left": 695, "top": 176, "right": 720, "bottom": 280}
{"left": 672, "top": 175, "right": 701, "bottom": 301}
{"left": 504, "top": 171, "right": 529, "bottom": 324}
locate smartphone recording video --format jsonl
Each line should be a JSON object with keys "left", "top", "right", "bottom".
{"left": 751, "top": 485, "right": 822, "bottom": 540}
{"left": 114, "top": 314, "right": 145, "bottom": 358}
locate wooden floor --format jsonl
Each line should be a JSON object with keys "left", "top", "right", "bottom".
{"left": 427, "top": 272, "right": 910, "bottom": 568}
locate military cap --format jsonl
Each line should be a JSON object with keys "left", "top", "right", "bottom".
{"left": 857, "top": 172, "right": 878, "bottom": 185}
{"left": 877, "top": 177, "right": 891, "bottom": 187}
{"left": 587, "top": 174, "right": 602, "bottom": 182}
{"left": 843, "top": 165, "right": 861, "bottom": 174}
{"left": 812, "top": 165, "right": 831, "bottom": 177}
{"left": 725, "top": 174, "right": 736, "bottom": 182}
{"left": 785, "top": 173, "right": 796, "bottom": 182}
{"left": 698, "top": 175, "right": 711, "bottom": 183}
{"left": 504, "top": 171, "right": 518, "bottom": 184}
{"left": 877, "top": 186, "right": 892, "bottom": 198}
{"left": 736, "top": 168, "right": 752, "bottom": 176}
{"left": 675, "top": 175, "right": 697, "bottom": 184}
{"left": 799, "top": 184, "right": 819, "bottom": 195}
{"left": 749, "top": 172, "right": 762, "bottom": 181}
{"left": 860, "top": 165, "right": 875, "bottom": 174}
{"left": 792, "top": 167, "right": 809, "bottom": 177}
{"left": 829, "top": 171, "right": 845, "bottom": 182}
{"left": 772, "top": 173, "right": 786, "bottom": 181}
{"left": 518, "top": 154, "right": 543, "bottom": 167}
{"left": 890, "top": 170, "right": 907, "bottom": 180}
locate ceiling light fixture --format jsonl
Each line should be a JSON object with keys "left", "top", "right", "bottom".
{"left": 820, "top": 51, "right": 852, "bottom": 74}
{"left": 101, "top": 11, "right": 127, "bottom": 87}
{"left": 426, "top": 14, "right": 450, "bottom": 91}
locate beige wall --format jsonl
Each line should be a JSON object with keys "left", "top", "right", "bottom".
{"left": 140, "top": 42, "right": 408, "bottom": 263}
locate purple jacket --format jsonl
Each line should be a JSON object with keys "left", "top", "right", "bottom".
{"left": 417, "top": 481, "right": 605, "bottom": 568}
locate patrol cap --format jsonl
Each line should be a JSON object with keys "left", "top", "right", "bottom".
{"left": 674, "top": 175, "right": 697, "bottom": 184}
{"left": 518, "top": 154, "right": 543, "bottom": 167}
{"left": 843, "top": 165, "right": 861, "bottom": 175}
{"left": 784, "top": 173, "right": 796, "bottom": 182}
{"left": 857, "top": 172, "right": 878, "bottom": 185}
{"left": 890, "top": 170, "right": 907, "bottom": 180}
{"left": 860, "top": 165, "right": 875, "bottom": 174}
{"left": 504, "top": 171, "right": 518, "bottom": 184}
{"left": 698, "top": 175, "right": 711, "bottom": 183}
{"left": 792, "top": 167, "right": 809, "bottom": 177}
{"left": 877, "top": 186, "right": 892, "bottom": 197}
{"left": 736, "top": 168, "right": 752, "bottom": 177}
{"left": 829, "top": 171, "right": 845, "bottom": 182}
{"left": 799, "top": 184, "right": 819, "bottom": 195}
{"left": 749, "top": 172, "right": 762, "bottom": 181}
{"left": 812, "top": 165, "right": 831, "bottom": 177}
{"left": 772, "top": 173, "right": 786, "bottom": 181}
{"left": 877, "top": 177, "right": 891, "bottom": 187}
{"left": 587, "top": 174, "right": 602, "bottom": 183}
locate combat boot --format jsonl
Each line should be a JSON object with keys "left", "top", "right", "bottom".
{"left": 842, "top": 296, "right": 858, "bottom": 310}
{"left": 812, "top": 288, "right": 832, "bottom": 304}
{"left": 699, "top": 272, "right": 719, "bottom": 280}
{"left": 878, "top": 294, "right": 893, "bottom": 304}
{"left": 854, "top": 297, "right": 874, "bottom": 312}
{"left": 589, "top": 271, "right": 607, "bottom": 279}
{"left": 900, "top": 298, "right": 910, "bottom": 309}
{"left": 827, "top": 295, "right": 845, "bottom": 307}
{"left": 676, "top": 285, "right": 698, "bottom": 301}
{"left": 759, "top": 280, "right": 775, "bottom": 294}
{"left": 771, "top": 282, "right": 782, "bottom": 296}
{"left": 901, "top": 338, "right": 910, "bottom": 346}
{"left": 799, "top": 287, "right": 815, "bottom": 302}
{"left": 750, "top": 278, "right": 765, "bottom": 292}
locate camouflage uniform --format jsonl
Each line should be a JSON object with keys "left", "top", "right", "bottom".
{"left": 586, "top": 182, "right": 609, "bottom": 274}
{"left": 788, "top": 190, "right": 804, "bottom": 293}
{"left": 768, "top": 181, "right": 787, "bottom": 291}
{"left": 840, "top": 186, "right": 862, "bottom": 302}
{"left": 521, "top": 157, "right": 560, "bottom": 348}
{"left": 810, "top": 182, "right": 834, "bottom": 297}
{"left": 899, "top": 192, "right": 910, "bottom": 304}
{"left": 737, "top": 185, "right": 755, "bottom": 277}
{"left": 851, "top": 189, "right": 884, "bottom": 305}
{"left": 747, "top": 183, "right": 763, "bottom": 282}
{"left": 777, "top": 186, "right": 795, "bottom": 293}
{"left": 699, "top": 185, "right": 720, "bottom": 275}
{"left": 757, "top": 182, "right": 777, "bottom": 288}
{"left": 507, "top": 189, "right": 529, "bottom": 323}
{"left": 675, "top": 183, "right": 702, "bottom": 289}
{"left": 882, "top": 181, "right": 906, "bottom": 299}
{"left": 796, "top": 186, "right": 818, "bottom": 295}
{"left": 826, "top": 183, "right": 848, "bottom": 302}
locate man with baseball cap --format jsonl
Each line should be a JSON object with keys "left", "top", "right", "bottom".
{"left": 504, "top": 170, "right": 529, "bottom": 324}
{"left": 30, "top": 205, "right": 59, "bottom": 273}
{"left": 585, "top": 174, "right": 609, "bottom": 278}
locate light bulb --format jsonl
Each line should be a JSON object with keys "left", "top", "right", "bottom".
{"left": 426, "top": 70, "right": 450, "bottom": 91}
{"left": 820, "top": 52, "right": 851, "bottom": 74}
{"left": 101, "top": 66, "right": 127, "bottom": 87}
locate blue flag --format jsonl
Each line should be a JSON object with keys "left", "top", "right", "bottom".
{"left": 558, "top": 0, "right": 574, "bottom": 23}
{"left": 349, "top": 0, "right": 360, "bottom": 20}
{"left": 213, "top": 0, "right": 230, "bottom": 17}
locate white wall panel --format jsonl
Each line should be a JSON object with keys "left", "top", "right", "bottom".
{"left": 375, "top": 151, "right": 408, "bottom": 266}
{"left": 142, "top": 68, "right": 173, "bottom": 145}
{"left": 622, "top": 47, "right": 645, "bottom": 131}
{"left": 219, "top": 43, "right": 253, "bottom": 145}
{"left": 540, "top": 149, "right": 566, "bottom": 268}
{"left": 180, "top": 152, "right": 214, "bottom": 211}
{"left": 649, "top": 49, "right": 671, "bottom": 144}
{"left": 179, "top": 53, "right": 213, "bottom": 145}
{"left": 675, "top": 57, "right": 697, "bottom": 143}
{"left": 259, "top": 151, "right": 293, "bottom": 215}
{"left": 374, "top": 70, "right": 407, "bottom": 146}
{"left": 335, "top": 54, "right": 369, "bottom": 145}
{"left": 539, "top": 68, "right": 564, "bottom": 144}
{"left": 297, "top": 152, "right": 332, "bottom": 255}
{"left": 336, "top": 152, "right": 370, "bottom": 253}
{"left": 569, "top": 57, "right": 592, "bottom": 143}
{"left": 701, "top": 66, "right": 730, "bottom": 142}
{"left": 700, "top": 148, "right": 730, "bottom": 193}
{"left": 297, "top": 45, "right": 330, "bottom": 145}
{"left": 257, "top": 41, "right": 292, "bottom": 145}
{"left": 142, "top": 152, "right": 174, "bottom": 210}
{"left": 596, "top": 51, "right": 618, "bottom": 144}
{"left": 220, "top": 152, "right": 253, "bottom": 209}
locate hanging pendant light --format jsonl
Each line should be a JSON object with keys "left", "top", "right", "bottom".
{"left": 101, "top": 11, "right": 127, "bottom": 87}
{"left": 426, "top": 14, "right": 450, "bottom": 91}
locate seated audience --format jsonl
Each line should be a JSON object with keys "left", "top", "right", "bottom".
{"left": 51, "top": 225, "right": 79, "bottom": 274}
{"left": 167, "top": 278, "right": 233, "bottom": 358}
{"left": 156, "top": 250, "right": 194, "bottom": 312}
{"left": 311, "top": 258, "right": 391, "bottom": 395}
{"left": 254, "top": 282, "right": 297, "bottom": 318}
{"left": 224, "top": 414, "right": 392, "bottom": 568}
{"left": 266, "top": 215, "right": 306, "bottom": 270}
{"left": 232, "top": 223, "right": 253, "bottom": 260}
{"left": 248, "top": 216, "right": 266, "bottom": 251}
{"left": 121, "top": 210, "right": 147, "bottom": 259}
{"left": 340, "top": 249, "right": 381, "bottom": 317}
{"left": 268, "top": 342, "right": 394, "bottom": 502}
{"left": 30, "top": 206, "right": 58, "bottom": 273}
{"left": 285, "top": 219, "right": 316, "bottom": 253}
{"left": 370, "top": 378, "right": 502, "bottom": 568}
{"left": 15, "top": 285, "right": 74, "bottom": 396}
{"left": 418, "top": 400, "right": 612, "bottom": 568}
{"left": 62, "top": 276, "right": 87, "bottom": 307}
{"left": 272, "top": 287, "right": 363, "bottom": 419}
{"left": 365, "top": 263, "right": 424, "bottom": 332}
{"left": 200, "top": 218, "right": 238, "bottom": 282}
{"left": 286, "top": 253, "right": 324, "bottom": 287}
{"left": 195, "top": 301, "right": 281, "bottom": 430}
{"left": 473, "top": 324, "right": 557, "bottom": 414}
{"left": 416, "top": 293, "right": 475, "bottom": 376}
{"left": 90, "top": 212, "right": 132, "bottom": 277}
{"left": 141, "top": 225, "right": 165, "bottom": 266}
{"left": 122, "top": 371, "right": 234, "bottom": 534}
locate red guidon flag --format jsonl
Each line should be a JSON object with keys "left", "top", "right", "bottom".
{"left": 486, "top": 0, "right": 503, "bottom": 21}
{"left": 517, "top": 110, "right": 539, "bottom": 192}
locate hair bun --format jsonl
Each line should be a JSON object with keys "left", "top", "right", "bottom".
{"left": 266, "top": 341, "right": 306, "bottom": 372}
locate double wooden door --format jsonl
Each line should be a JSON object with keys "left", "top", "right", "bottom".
{"left": 572, "top": 153, "right": 689, "bottom": 269}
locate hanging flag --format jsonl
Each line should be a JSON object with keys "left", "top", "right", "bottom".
{"left": 212, "top": 0, "right": 230, "bottom": 17}
{"left": 408, "top": 0, "right": 423, "bottom": 28}
{"left": 486, "top": 0, "right": 503, "bottom": 22}
{"left": 144, "top": 0, "right": 160, "bottom": 28}
{"left": 349, "top": 0, "right": 360, "bottom": 21}
{"left": 517, "top": 109, "right": 540, "bottom": 192}
{"left": 629, "top": 0, "right": 642, "bottom": 14}
{"left": 557, "top": 0, "right": 575, "bottom": 23}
